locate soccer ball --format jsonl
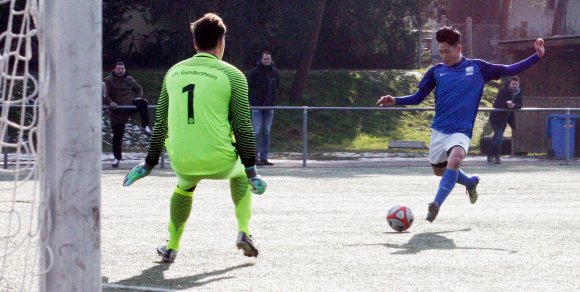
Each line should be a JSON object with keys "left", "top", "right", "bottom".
{"left": 386, "top": 205, "right": 414, "bottom": 232}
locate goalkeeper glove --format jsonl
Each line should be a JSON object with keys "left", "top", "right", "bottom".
{"left": 123, "top": 162, "right": 153, "bottom": 187}
{"left": 245, "top": 166, "right": 267, "bottom": 195}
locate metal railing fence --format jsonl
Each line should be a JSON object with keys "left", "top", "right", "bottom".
{"left": 2, "top": 105, "right": 580, "bottom": 169}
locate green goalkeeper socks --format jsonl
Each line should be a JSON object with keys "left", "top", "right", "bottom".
{"left": 231, "top": 176, "right": 252, "bottom": 236}
{"left": 167, "top": 187, "right": 193, "bottom": 251}
{"left": 165, "top": 176, "right": 253, "bottom": 251}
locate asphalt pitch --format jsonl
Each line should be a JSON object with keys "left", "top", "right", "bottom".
{"left": 99, "top": 159, "right": 580, "bottom": 291}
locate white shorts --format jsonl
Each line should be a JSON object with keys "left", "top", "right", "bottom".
{"left": 429, "top": 129, "right": 471, "bottom": 165}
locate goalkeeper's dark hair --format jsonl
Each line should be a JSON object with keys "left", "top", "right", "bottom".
{"left": 436, "top": 26, "right": 461, "bottom": 47}
{"left": 190, "top": 13, "right": 227, "bottom": 51}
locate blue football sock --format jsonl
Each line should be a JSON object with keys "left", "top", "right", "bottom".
{"left": 456, "top": 169, "right": 475, "bottom": 188}
{"left": 433, "top": 169, "right": 458, "bottom": 207}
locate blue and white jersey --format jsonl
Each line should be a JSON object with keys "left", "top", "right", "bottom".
{"left": 396, "top": 54, "right": 540, "bottom": 138}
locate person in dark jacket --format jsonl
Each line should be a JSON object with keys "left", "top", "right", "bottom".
{"left": 247, "top": 51, "right": 280, "bottom": 166}
{"left": 487, "top": 76, "right": 523, "bottom": 164}
{"left": 103, "top": 62, "right": 151, "bottom": 168}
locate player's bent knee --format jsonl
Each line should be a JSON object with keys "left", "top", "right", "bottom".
{"left": 447, "top": 157, "right": 462, "bottom": 170}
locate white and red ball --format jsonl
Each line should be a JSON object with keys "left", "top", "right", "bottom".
{"left": 386, "top": 205, "right": 414, "bottom": 232}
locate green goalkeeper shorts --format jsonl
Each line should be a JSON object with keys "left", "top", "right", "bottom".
{"left": 174, "top": 156, "right": 246, "bottom": 190}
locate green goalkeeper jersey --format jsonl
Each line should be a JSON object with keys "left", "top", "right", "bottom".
{"left": 145, "top": 53, "right": 256, "bottom": 175}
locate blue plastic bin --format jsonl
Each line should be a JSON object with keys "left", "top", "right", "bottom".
{"left": 546, "top": 114, "right": 580, "bottom": 159}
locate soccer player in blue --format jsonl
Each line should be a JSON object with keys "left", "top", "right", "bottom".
{"left": 377, "top": 26, "right": 545, "bottom": 222}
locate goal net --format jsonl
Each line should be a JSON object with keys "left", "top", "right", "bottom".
{"left": 0, "top": 0, "right": 41, "bottom": 290}
{"left": 1, "top": 0, "right": 102, "bottom": 291}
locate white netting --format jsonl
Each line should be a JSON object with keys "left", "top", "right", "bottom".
{"left": 0, "top": 0, "right": 43, "bottom": 290}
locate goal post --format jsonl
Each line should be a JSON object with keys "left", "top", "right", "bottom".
{"left": 39, "top": 0, "right": 102, "bottom": 291}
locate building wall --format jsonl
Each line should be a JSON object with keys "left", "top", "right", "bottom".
{"left": 514, "top": 97, "right": 580, "bottom": 155}
{"left": 511, "top": 47, "right": 580, "bottom": 97}
{"left": 509, "top": 0, "right": 580, "bottom": 38}
{"left": 500, "top": 37, "right": 580, "bottom": 155}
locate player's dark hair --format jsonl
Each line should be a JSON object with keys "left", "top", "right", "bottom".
{"left": 509, "top": 76, "right": 520, "bottom": 83}
{"left": 262, "top": 50, "right": 271, "bottom": 57}
{"left": 190, "top": 13, "right": 227, "bottom": 51}
{"left": 114, "top": 61, "right": 125, "bottom": 67}
{"left": 436, "top": 26, "right": 461, "bottom": 46}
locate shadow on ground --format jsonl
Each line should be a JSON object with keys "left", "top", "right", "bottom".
{"left": 349, "top": 228, "right": 518, "bottom": 255}
{"left": 102, "top": 263, "right": 254, "bottom": 291}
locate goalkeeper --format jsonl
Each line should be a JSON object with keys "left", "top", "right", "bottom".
{"left": 123, "top": 13, "right": 266, "bottom": 262}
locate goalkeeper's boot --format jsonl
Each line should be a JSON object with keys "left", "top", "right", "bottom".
{"left": 426, "top": 202, "right": 440, "bottom": 223}
{"left": 236, "top": 231, "right": 259, "bottom": 257}
{"left": 466, "top": 176, "right": 479, "bottom": 204}
{"left": 156, "top": 245, "right": 177, "bottom": 263}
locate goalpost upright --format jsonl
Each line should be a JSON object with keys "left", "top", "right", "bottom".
{"left": 39, "top": 0, "right": 102, "bottom": 290}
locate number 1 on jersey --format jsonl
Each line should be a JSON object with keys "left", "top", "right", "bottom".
{"left": 182, "top": 84, "right": 195, "bottom": 124}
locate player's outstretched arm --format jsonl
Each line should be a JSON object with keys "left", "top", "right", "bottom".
{"left": 379, "top": 67, "right": 436, "bottom": 107}
{"left": 478, "top": 38, "right": 545, "bottom": 81}
{"left": 123, "top": 162, "right": 153, "bottom": 187}
{"left": 245, "top": 166, "right": 267, "bottom": 195}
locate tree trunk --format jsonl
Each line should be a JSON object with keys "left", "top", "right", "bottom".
{"left": 499, "top": 0, "right": 512, "bottom": 40}
{"left": 551, "top": 0, "right": 569, "bottom": 36}
{"left": 290, "top": 0, "right": 326, "bottom": 103}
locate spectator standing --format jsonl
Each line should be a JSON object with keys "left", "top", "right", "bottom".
{"left": 247, "top": 51, "right": 280, "bottom": 166}
{"left": 487, "top": 76, "right": 523, "bottom": 164}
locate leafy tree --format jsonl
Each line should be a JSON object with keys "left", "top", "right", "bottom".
{"left": 102, "top": 1, "right": 140, "bottom": 65}
{"left": 103, "top": 0, "right": 444, "bottom": 71}
{"left": 290, "top": 0, "right": 326, "bottom": 102}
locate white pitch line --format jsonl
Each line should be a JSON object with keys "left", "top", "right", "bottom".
{"left": 102, "top": 283, "right": 176, "bottom": 292}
